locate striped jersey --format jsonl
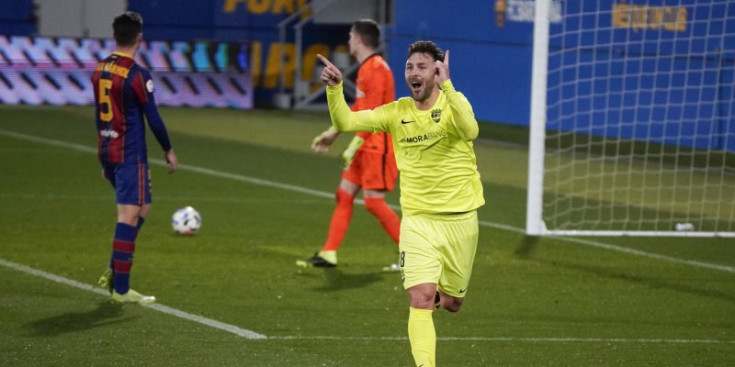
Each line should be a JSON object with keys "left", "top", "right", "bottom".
{"left": 91, "top": 51, "right": 171, "bottom": 164}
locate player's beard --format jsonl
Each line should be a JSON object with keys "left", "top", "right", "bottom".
{"left": 407, "top": 79, "right": 434, "bottom": 103}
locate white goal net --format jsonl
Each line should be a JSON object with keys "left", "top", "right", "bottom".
{"left": 527, "top": 0, "right": 735, "bottom": 236}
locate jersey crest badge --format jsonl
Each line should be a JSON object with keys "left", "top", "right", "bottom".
{"left": 146, "top": 79, "right": 155, "bottom": 93}
{"left": 431, "top": 109, "right": 442, "bottom": 123}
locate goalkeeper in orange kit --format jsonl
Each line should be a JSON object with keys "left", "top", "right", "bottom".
{"left": 297, "top": 19, "right": 400, "bottom": 270}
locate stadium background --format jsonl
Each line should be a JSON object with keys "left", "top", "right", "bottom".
{"left": 0, "top": 0, "right": 556, "bottom": 127}
{"left": 1, "top": 1, "right": 734, "bottom": 366}
{"left": 2, "top": 0, "right": 732, "bottom": 151}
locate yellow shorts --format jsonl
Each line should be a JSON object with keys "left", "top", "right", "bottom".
{"left": 399, "top": 211, "right": 479, "bottom": 298}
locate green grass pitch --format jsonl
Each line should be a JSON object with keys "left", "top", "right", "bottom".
{"left": 0, "top": 105, "right": 733, "bottom": 366}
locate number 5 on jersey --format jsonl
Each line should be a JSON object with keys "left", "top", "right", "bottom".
{"left": 98, "top": 79, "right": 113, "bottom": 122}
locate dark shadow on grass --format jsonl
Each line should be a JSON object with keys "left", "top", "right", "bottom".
{"left": 26, "top": 301, "right": 134, "bottom": 337}
{"left": 308, "top": 268, "right": 385, "bottom": 292}
{"left": 514, "top": 235, "right": 539, "bottom": 257}
{"left": 519, "top": 249, "right": 735, "bottom": 304}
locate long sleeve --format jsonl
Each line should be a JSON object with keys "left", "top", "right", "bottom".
{"left": 143, "top": 96, "right": 172, "bottom": 152}
{"left": 133, "top": 70, "right": 172, "bottom": 152}
{"left": 440, "top": 79, "right": 478, "bottom": 141}
{"left": 326, "top": 81, "right": 383, "bottom": 134}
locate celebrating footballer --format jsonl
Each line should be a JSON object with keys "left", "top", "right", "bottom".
{"left": 318, "top": 41, "right": 485, "bottom": 367}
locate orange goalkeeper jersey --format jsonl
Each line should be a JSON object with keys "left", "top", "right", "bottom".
{"left": 351, "top": 54, "right": 395, "bottom": 155}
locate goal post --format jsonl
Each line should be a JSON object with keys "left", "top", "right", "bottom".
{"left": 527, "top": 0, "right": 735, "bottom": 237}
{"left": 527, "top": 0, "right": 551, "bottom": 236}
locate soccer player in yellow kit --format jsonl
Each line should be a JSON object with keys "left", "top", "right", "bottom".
{"left": 317, "top": 41, "right": 484, "bottom": 367}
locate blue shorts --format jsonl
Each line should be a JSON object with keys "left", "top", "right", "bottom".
{"left": 101, "top": 161, "right": 152, "bottom": 205}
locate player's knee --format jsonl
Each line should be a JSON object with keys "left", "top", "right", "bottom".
{"left": 409, "top": 295, "right": 435, "bottom": 309}
{"left": 407, "top": 288, "right": 436, "bottom": 309}
{"left": 442, "top": 297, "right": 464, "bottom": 313}
{"left": 139, "top": 204, "right": 152, "bottom": 218}
{"left": 335, "top": 188, "right": 355, "bottom": 204}
{"left": 117, "top": 206, "right": 142, "bottom": 226}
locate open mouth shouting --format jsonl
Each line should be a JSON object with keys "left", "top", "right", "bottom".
{"left": 408, "top": 77, "right": 430, "bottom": 101}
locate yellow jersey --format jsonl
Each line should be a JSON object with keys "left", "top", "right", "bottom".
{"left": 327, "top": 80, "right": 485, "bottom": 215}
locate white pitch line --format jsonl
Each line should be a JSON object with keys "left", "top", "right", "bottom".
{"left": 0, "top": 258, "right": 266, "bottom": 339}
{"left": 559, "top": 236, "right": 735, "bottom": 273}
{"left": 476, "top": 220, "right": 735, "bottom": 274}
{"left": 1, "top": 258, "right": 732, "bottom": 346}
{"left": 266, "top": 335, "right": 735, "bottom": 344}
{"left": 4, "top": 130, "right": 735, "bottom": 345}
{"left": 2, "top": 129, "right": 734, "bottom": 276}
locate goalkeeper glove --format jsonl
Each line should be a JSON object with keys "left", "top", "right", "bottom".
{"left": 340, "top": 136, "right": 365, "bottom": 168}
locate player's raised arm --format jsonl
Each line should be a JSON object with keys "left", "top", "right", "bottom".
{"left": 438, "top": 50, "right": 478, "bottom": 141}
{"left": 435, "top": 49, "right": 450, "bottom": 84}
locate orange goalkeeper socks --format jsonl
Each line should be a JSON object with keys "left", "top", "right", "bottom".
{"left": 364, "top": 197, "right": 400, "bottom": 244}
{"left": 322, "top": 188, "right": 355, "bottom": 251}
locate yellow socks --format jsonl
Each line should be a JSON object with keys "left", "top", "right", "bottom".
{"left": 408, "top": 307, "right": 436, "bottom": 367}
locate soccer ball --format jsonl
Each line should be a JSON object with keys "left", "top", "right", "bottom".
{"left": 172, "top": 206, "right": 202, "bottom": 235}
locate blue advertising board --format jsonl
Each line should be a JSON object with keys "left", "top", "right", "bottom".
{"left": 0, "top": 0, "right": 36, "bottom": 35}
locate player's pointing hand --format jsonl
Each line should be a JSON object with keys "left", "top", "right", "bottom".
{"left": 317, "top": 54, "right": 342, "bottom": 86}
{"left": 436, "top": 49, "right": 450, "bottom": 84}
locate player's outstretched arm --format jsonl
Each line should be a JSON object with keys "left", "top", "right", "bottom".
{"left": 318, "top": 54, "right": 380, "bottom": 134}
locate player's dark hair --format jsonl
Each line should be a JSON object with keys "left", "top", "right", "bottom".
{"left": 352, "top": 19, "right": 380, "bottom": 49}
{"left": 113, "top": 11, "right": 143, "bottom": 47}
{"left": 407, "top": 41, "right": 444, "bottom": 62}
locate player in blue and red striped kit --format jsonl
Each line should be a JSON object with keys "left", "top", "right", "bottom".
{"left": 93, "top": 11, "right": 178, "bottom": 304}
